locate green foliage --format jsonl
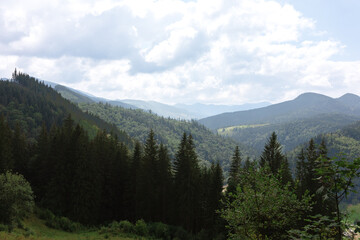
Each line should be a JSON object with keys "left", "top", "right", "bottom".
{"left": 78, "top": 102, "right": 254, "bottom": 171}
{"left": 35, "top": 208, "right": 84, "bottom": 233}
{"left": 217, "top": 114, "right": 360, "bottom": 153}
{"left": 221, "top": 167, "right": 312, "bottom": 240}
{"left": 0, "top": 171, "right": 34, "bottom": 226}
{"left": 260, "top": 132, "right": 293, "bottom": 186}
{"left": 0, "top": 72, "right": 132, "bottom": 145}
{"left": 134, "top": 219, "right": 148, "bottom": 236}
{"left": 148, "top": 222, "right": 171, "bottom": 239}
{"left": 226, "top": 146, "right": 242, "bottom": 198}
{"left": 118, "top": 221, "right": 134, "bottom": 234}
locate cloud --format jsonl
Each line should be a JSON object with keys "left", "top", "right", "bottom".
{"left": 0, "top": 0, "right": 360, "bottom": 104}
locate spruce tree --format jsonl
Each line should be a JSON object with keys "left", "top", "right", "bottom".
{"left": 157, "top": 143, "right": 173, "bottom": 223}
{"left": 226, "top": 146, "right": 242, "bottom": 199}
{"left": 173, "top": 133, "right": 201, "bottom": 232}
{"left": 295, "top": 148, "right": 307, "bottom": 198}
{"left": 130, "top": 141, "right": 142, "bottom": 221}
{"left": 138, "top": 129, "right": 159, "bottom": 221}
{"left": 260, "top": 132, "right": 292, "bottom": 185}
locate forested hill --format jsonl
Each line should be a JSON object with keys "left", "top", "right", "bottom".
{"left": 0, "top": 72, "right": 133, "bottom": 145}
{"left": 287, "top": 120, "right": 360, "bottom": 169}
{"left": 77, "top": 102, "right": 254, "bottom": 170}
{"left": 286, "top": 120, "right": 360, "bottom": 204}
{"left": 199, "top": 92, "right": 360, "bottom": 130}
{"left": 218, "top": 113, "right": 360, "bottom": 153}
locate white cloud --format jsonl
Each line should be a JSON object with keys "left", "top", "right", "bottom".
{"left": 0, "top": 0, "right": 359, "bottom": 104}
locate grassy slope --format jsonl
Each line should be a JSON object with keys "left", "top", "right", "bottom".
{"left": 0, "top": 216, "right": 142, "bottom": 240}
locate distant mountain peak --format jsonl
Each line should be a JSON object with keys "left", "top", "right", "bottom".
{"left": 338, "top": 93, "right": 360, "bottom": 100}
{"left": 294, "top": 92, "right": 331, "bottom": 101}
{"left": 337, "top": 93, "right": 360, "bottom": 108}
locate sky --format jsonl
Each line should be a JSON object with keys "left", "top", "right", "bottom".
{"left": 1, "top": 0, "right": 360, "bottom": 105}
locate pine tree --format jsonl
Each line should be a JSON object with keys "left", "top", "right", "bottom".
{"left": 260, "top": 132, "right": 284, "bottom": 175}
{"left": 226, "top": 146, "right": 242, "bottom": 199}
{"left": 157, "top": 143, "right": 173, "bottom": 223}
{"left": 260, "top": 132, "right": 292, "bottom": 185}
{"left": 173, "top": 133, "right": 201, "bottom": 232}
{"left": 207, "top": 162, "right": 224, "bottom": 236}
{"left": 138, "top": 130, "right": 159, "bottom": 221}
{"left": 130, "top": 141, "right": 142, "bottom": 221}
{"left": 295, "top": 148, "right": 307, "bottom": 198}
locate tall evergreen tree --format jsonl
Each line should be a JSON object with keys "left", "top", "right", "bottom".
{"left": 173, "top": 133, "right": 201, "bottom": 232}
{"left": 295, "top": 148, "right": 307, "bottom": 198}
{"left": 138, "top": 130, "right": 159, "bottom": 221}
{"left": 226, "top": 146, "right": 242, "bottom": 198}
{"left": 207, "top": 162, "right": 224, "bottom": 236}
{"left": 157, "top": 143, "right": 173, "bottom": 223}
{"left": 129, "top": 141, "right": 142, "bottom": 221}
{"left": 260, "top": 132, "right": 292, "bottom": 186}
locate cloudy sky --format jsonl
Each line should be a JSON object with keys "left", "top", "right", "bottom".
{"left": 1, "top": 0, "right": 360, "bottom": 104}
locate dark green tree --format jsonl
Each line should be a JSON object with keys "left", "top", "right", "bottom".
{"left": 138, "top": 130, "right": 159, "bottom": 221}
{"left": 0, "top": 171, "right": 34, "bottom": 226}
{"left": 173, "top": 133, "right": 201, "bottom": 232}
{"left": 130, "top": 141, "right": 142, "bottom": 221}
{"left": 226, "top": 146, "right": 242, "bottom": 198}
{"left": 157, "top": 143, "right": 173, "bottom": 223}
{"left": 260, "top": 132, "right": 292, "bottom": 186}
{"left": 0, "top": 116, "right": 14, "bottom": 172}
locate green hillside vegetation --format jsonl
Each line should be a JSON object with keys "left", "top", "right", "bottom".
{"left": 54, "top": 85, "right": 94, "bottom": 104}
{"left": 77, "top": 102, "right": 255, "bottom": 170}
{"left": 285, "top": 121, "right": 360, "bottom": 205}
{"left": 218, "top": 113, "right": 360, "bottom": 152}
{"left": 0, "top": 71, "right": 132, "bottom": 144}
{"left": 0, "top": 214, "right": 148, "bottom": 240}
{"left": 217, "top": 123, "right": 270, "bottom": 133}
{"left": 287, "top": 121, "right": 360, "bottom": 164}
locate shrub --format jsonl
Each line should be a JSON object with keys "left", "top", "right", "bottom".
{"left": 43, "top": 212, "right": 83, "bottom": 232}
{"left": 119, "top": 220, "right": 134, "bottom": 233}
{"left": 0, "top": 223, "right": 9, "bottom": 232}
{"left": 148, "top": 222, "right": 171, "bottom": 239}
{"left": 134, "top": 219, "right": 148, "bottom": 236}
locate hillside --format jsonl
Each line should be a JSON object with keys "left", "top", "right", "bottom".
{"left": 0, "top": 72, "right": 132, "bottom": 144}
{"left": 199, "top": 92, "right": 360, "bottom": 130}
{"left": 77, "top": 102, "right": 255, "bottom": 171}
{"left": 174, "top": 102, "right": 271, "bottom": 119}
{"left": 286, "top": 120, "right": 360, "bottom": 204}
{"left": 54, "top": 83, "right": 271, "bottom": 119}
{"left": 218, "top": 113, "right": 360, "bottom": 152}
{"left": 201, "top": 92, "right": 360, "bottom": 153}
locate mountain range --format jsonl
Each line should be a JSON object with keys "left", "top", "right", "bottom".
{"left": 53, "top": 83, "right": 271, "bottom": 119}
{"left": 199, "top": 92, "right": 360, "bottom": 152}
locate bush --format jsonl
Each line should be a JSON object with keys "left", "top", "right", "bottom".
{"left": 0, "top": 223, "right": 9, "bottom": 232}
{"left": 39, "top": 208, "right": 83, "bottom": 232}
{"left": 134, "top": 219, "right": 148, "bottom": 236}
{"left": 119, "top": 220, "right": 134, "bottom": 233}
{"left": 148, "top": 222, "right": 171, "bottom": 239}
{"left": 0, "top": 171, "right": 34, "bottom": 225}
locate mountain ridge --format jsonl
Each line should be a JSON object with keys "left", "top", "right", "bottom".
{"left": 199, "top": 92, "right": 360, "bottom": 130}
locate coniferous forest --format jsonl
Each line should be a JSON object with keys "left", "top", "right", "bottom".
{"left": 1, "top": 72, "right": 360, "bottom": 240}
